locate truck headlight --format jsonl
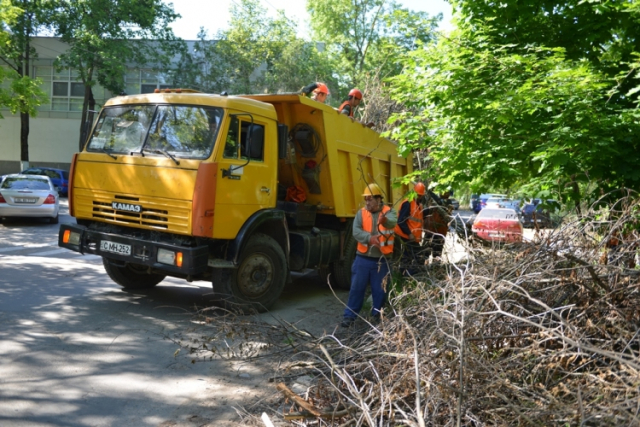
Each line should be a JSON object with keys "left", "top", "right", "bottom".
{"left": 157, "top": 248, "right": 183, "bottom": 267}
{"left": 63, "top": 230, "right": 81, "bottom": 245}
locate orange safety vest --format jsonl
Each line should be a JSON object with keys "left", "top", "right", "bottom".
{"left": 357, "top": 206, "right": 395, "bottom": 255}
{"left": 394, "top": 199, "right": 423, "bottom": 241}
{"left": 338, "top": 101, "right": 353, "bottom": 117}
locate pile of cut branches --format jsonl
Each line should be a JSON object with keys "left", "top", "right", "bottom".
{"left": 203, "top": 193, "right": 640, "bottom": 426}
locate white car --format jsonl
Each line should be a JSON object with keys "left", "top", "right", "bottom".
{"left": 0, "top": 174, "right": 60, "bottom": 224}
{"left": 485, "top": 197, "right": 506, "bottom": 209}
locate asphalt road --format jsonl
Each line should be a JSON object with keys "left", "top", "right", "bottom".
{"left": 0, "top": 200, "right": 345, "bottom": 426}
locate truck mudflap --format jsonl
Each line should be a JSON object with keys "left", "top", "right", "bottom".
{"left": 58, "top": 224, "right": 209, "bottom": 275}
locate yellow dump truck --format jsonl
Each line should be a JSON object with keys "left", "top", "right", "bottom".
{"left": 58, "top": 90, "right": 411, "bottom": 311}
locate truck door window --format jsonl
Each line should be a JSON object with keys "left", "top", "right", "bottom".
{"left": 223, "top": 117, "right": 264, "bottom": 161}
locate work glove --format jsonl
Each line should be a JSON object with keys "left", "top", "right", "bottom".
{"left": 407, "top": 234, "right": 416, "bottom": 242}
{"left": 369, "top": 236, "right": 379, "bottom": 247}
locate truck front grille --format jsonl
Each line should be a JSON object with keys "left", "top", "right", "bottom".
{"left": 92, "top": 201, "right": 170, "bottom": 228}
{"left": 73, "top": 190, "right": 191, "bottom": 235}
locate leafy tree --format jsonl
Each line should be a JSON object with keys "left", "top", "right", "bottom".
{"left": 451, "top": 0, "right": 640, "bottom": 107}
{"left": 181, "top": 0, "right": 332, "bottom": 96}
{"left": 0, "top": 0, "right": 50, "bottom": 164}
{"left": 48, "top": 0, "right": 182, "bottom": 150}
{"left": 307, "top": 0, "right": 439, "bottom": 95}
{"left": 389, "top": 1, "right": 640, "bottom": 205}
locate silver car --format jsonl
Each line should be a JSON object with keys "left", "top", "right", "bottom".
{"left": 0, "top": 174, "right": 60, "bottom": 224}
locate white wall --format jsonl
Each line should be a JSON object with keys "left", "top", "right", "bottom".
{"left": 0, "top": 114, "right": 81, "bottom": 172}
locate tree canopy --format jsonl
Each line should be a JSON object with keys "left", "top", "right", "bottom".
{"left": 307, "top": 0, "right": 439, "bottom": 100}
{"left": 49, "top": 0, "right": 182, "bottom": 149}
{"left": 389, "top": 0, "right": 640, "bottom": 204}
{"left": 178, "top": 0, "right": 332, "bottom": 96}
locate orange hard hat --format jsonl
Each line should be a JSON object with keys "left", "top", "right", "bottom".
{"left": 414, "top": 182, "right": 426, "bottom": 196}
{"left": 348, "top": 88, "right": 363, "bottom": 100}
{"left": 362, "top": 183, "right": 383, "bottom": 197}
{"left": 315, "top": 83, "right": 330, "bottom": 95}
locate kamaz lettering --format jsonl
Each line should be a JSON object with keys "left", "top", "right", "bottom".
{"left": 112, "top": 202, "right": 141, "bottom": 213}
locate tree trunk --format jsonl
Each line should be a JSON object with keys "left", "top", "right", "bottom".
{"left": 19, "top": 15, "right": 31, "bottom": 166}
{"left": 20, "top": 111, "right": 30, "bottom": 164}
{"left": 78, "top": 85, "right": 95, "bottom": 151}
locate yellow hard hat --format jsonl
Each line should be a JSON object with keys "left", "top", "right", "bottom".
{"left": 363, "top": 183, "right": 383, "bottom": 197}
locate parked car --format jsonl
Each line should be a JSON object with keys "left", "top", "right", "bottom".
{"left": 21, "top": 167, "right": 69, "bottom": 196}
{"left": 522, "top": 199, "right": 558, "bottom": 228}
{"left": 471, "top": 208, "right": 523, "bottom": 243}
{"left": 0, "top": 174, "right": 60, "bottom": 224}
{"left": 474, "top": 193, "right": 507, "bottom": 213}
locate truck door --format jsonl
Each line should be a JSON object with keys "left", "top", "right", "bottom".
{"left": 214, "top": 115, "right": 277, "bottom": 239}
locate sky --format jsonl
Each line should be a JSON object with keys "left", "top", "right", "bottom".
{"left": 167, "top": 0, "right": 453, "bottom": 40}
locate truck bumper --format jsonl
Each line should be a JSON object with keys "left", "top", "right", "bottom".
{"left": 58, "top": 224, "right": 210, "bottom": 276}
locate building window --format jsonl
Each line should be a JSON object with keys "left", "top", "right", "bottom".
{"left": 35, "top": 66, "right": 109, "bottom": 112}
{"left": 126, "top": 69, "right": 171, "bottom": 95}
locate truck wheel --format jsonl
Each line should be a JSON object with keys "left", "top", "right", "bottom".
{"left": 212, "top": 233, "right": 286, "bottom": 313}
{"left": 329, "top": 229, "right": 357, "bottom": 290}
{"left": 103, "top": 258, "right": 166, "bottom": 289}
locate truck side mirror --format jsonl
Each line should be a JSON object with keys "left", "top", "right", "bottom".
{"left": 246, "top": 124, "right": 264, "bottom": 160}
{"left": 278, "top": 124, "right": 288, "bottom": 159}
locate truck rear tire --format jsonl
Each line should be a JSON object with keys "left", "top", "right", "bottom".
{"left": 103, "top": 258, "right": 166, "bottom": 289}
{"left": 328, "top": 228, "right": 357, "bottom": 290}
{"left": 212, "top": 233, "right": 286, "bottom": 313}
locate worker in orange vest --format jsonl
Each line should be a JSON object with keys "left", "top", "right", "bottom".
{"left": 341, "top": 183, "right": 397, "bottom": 327}
{"left": 300, "top": 82, "right": 330, "bottom": 103}
{"left": 394, "top": 182, "right": 427, "bottom": 274}
{"left": 339, "top": 88, "right": 374, "bottom": 128}
{"left": 338, "top": 88, "right": 363, "bottom": 117}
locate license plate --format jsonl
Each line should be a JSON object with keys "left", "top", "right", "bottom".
{"left": 488, "top": 232, "right": 504, "bottom": 237}
{"left": 15, "top": 198, "right": 37, "bottom": 203}
{"left": 100, "top": 241, "right": 132, "bottom": 255}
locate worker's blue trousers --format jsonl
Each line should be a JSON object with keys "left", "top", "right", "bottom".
{"left": 343, "top": 255, "right": 390, "bottom": 320}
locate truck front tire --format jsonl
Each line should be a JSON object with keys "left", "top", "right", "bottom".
{"left": 212, "top": 233, "right": 287, "bottom": 313}
{"left": 103, "top": 258, "right": 166, "bottom": 289}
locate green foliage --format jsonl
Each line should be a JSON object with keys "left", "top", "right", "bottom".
{"left": 389, "top": 2, "right": 640, "bottom": 204}
{"left": 0, "top": 1, "right": 47, "bottom": 118}
{"left": 307, "top": 0, "right": 439, "bottom": 98}
{"left": 179, "top": 0, "right": 333, "bottom": 96}
{"left": 52, "top": 0, "right": 181, "bottom": 95}
{"left": 49, "top": 0, "right": 182, "bottom": 148}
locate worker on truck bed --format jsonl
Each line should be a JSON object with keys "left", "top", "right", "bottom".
{"left": 394, "top": 182, "right": 427, "bottom": 275}
{"left": 339, "top": 88, "right": 374, "bottom": 128}
{"left": 341, "top": 183, "right": 397, "bottom": 328}
{"left": 300, "top": 82, "right": 330, "bottom": 103}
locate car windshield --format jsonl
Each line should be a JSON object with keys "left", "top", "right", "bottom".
{"left": 23, "top": 168, "right": 60, "bottom": 179}
{"left": 477, "top": 208, "right": 519, "bottom": 220}
{"left": 1, "top": 177, "right": 50, "bottom": 190}
{"left": 86, "top": 104, "right": 224, "bottom": 159}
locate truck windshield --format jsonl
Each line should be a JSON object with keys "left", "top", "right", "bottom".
{"left": 86, "top": 104, "right": 224, "bottom": 160}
